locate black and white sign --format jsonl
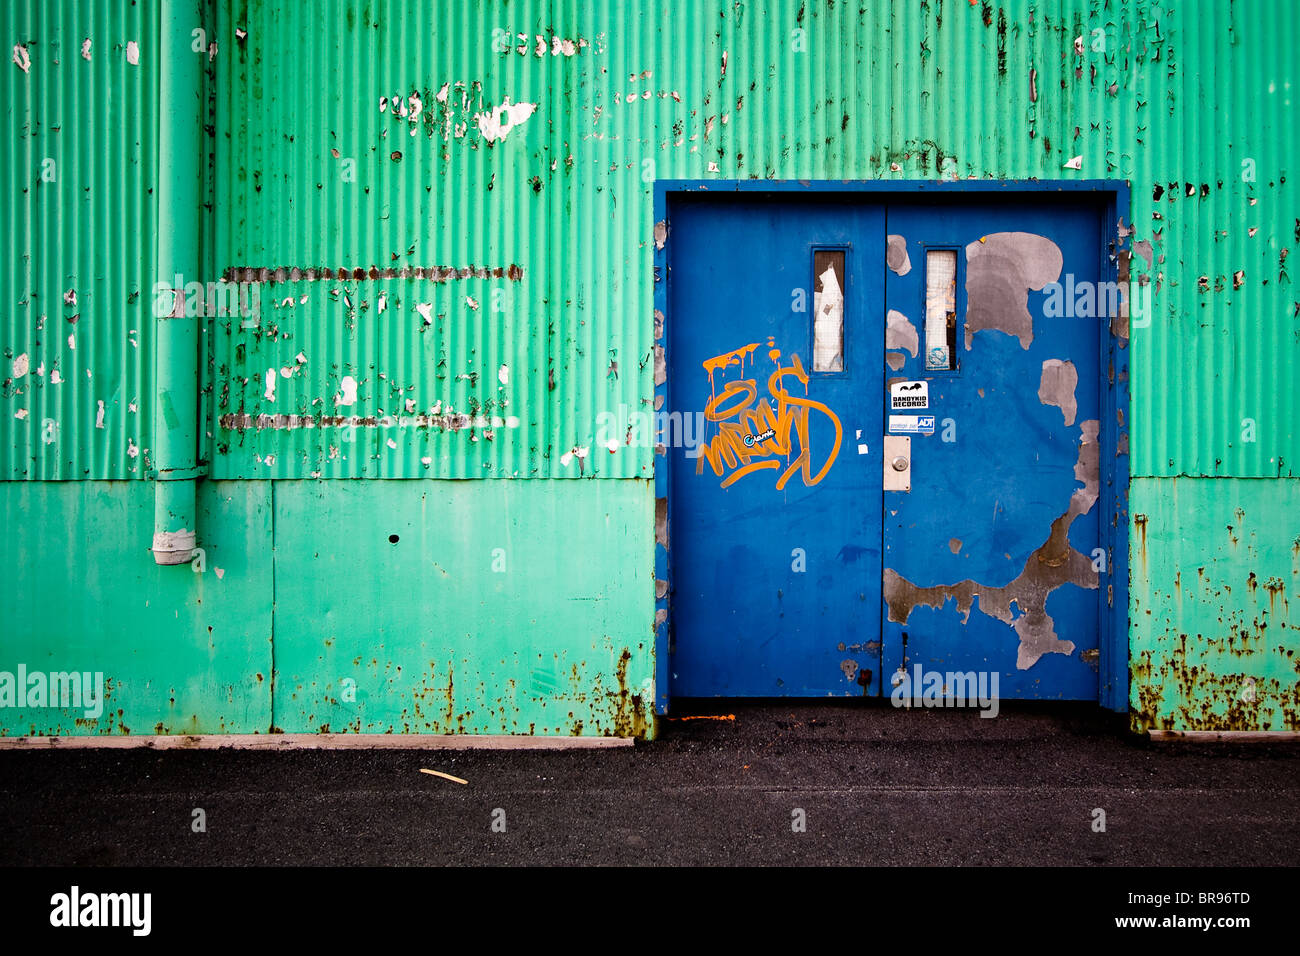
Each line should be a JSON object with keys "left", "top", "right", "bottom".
{"left": 890, "top": 380, "right": 929, "bottom": 410}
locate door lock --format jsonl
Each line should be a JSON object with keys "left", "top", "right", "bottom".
{"left": 883, "top": 435, "right": 911, "bottom": 492}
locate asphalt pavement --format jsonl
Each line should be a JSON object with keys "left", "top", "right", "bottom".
{"left": 2, "top": 701, "right": 1297, "bottom": 866}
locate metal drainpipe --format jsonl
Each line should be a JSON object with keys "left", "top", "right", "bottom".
{"left": 152, "top": 0, "right": 204, "bottom": 565}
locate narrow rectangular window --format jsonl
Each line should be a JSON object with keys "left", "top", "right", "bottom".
{"left": 925, "top": 249, "right": 957, "bottom": 370}
{"left": 813, "top": 250, "right": 845, "bottom": 372}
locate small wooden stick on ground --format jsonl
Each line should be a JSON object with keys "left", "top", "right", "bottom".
{"left": 420, "top": 768, "right": 468, "bottom": 785}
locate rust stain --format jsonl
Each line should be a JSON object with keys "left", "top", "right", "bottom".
{"left": 222, "top": 264, "right": 524, "bottom": 283}
{"left": 883, "top": 420, "right": 1100, "bottom": 669}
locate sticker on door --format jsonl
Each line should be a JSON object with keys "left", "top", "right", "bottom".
{"left": 888, "top": 414, "right": 935, "bottom": 435}
{"left": 890, "top": 381, "right": 929, "bottom": 410}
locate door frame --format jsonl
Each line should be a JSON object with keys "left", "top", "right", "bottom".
{"left": 652, "top": 179, "right": 1132, "bottom": 715}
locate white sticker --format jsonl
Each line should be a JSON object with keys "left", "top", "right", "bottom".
{"left": 889, "top": 414, "right": 935, "bottom": 436}
{"left": 890, "top": 380, "right": 929, "bottom": 410}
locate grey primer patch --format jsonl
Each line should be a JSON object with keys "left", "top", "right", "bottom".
{"left": 882, "top": 419, "right": 1100, "bottom": 670}
{"left": 964, "top": 232, "right": 1063, "bottom": 350}
{"left": 885, "top": 310, "right": 918, "bottom": 357}
{"left": 655, "top": 497, "right": 669, "bottom": 550}
{"left": 1038, "top": 359, "right": 1078, "bottom": 426}
{"left": 1132, "top": 239, "right": 1154, "bottom": 270}
{"left": 653, "top": 220, "right": 668, "bottom": 250}
{"left": 885, "top": 351, "right": 906, "bottom": 371}
{"left": 1112, "top": 250, "right": 1131, "bottom": 346}
{"left": 886, "top": 235, "right": 912, "bottom": 276}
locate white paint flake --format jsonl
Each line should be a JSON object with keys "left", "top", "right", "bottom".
{"left": 49, "top": 369, "right": 63, "bottom": 384}
{"left": 263, "top": 368, "right": 276, "bottom": 400}
{"left": 12, "top": 44, "right": 30, "bottom": 73}
{"left": 336, "top": 375, "right": 358, "bottom": 407}
{"left": 498, "top": 364, "right": 509, "bottom": 386}
{"left": 125, "top": 40, "right": 139, "bottom": 65}
{"left": 14, "top": 408, "right": 28, "bottom": 420}
{"left": 95, "top": 400, "right": 105, "bottom": 428}
{"left": 11, "top": 353, "right": 28, "bottom": 379}
{"left": 1063, "top": 155, "right": 1083, "bottom": 170}
{"left": 81, "top": 39, "right": 92, "bottom": 61}
{"left": 474, "top": 98, "right": 537, "bottom": 143}
{"left": 466, "top": 296, "right": 479, "bottom": 311}
{"left": 415, "top": 302, "right": 433, "bottom": 324}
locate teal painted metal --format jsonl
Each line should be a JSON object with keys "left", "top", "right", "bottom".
{"left": 1130, "top": 477, "right": 1299, "bottom": 730}
{"left": 1, "top": 0, "right": 1297, "bottom": 736}
{"left": 270, "top": 479, "right": 653, "bottom": 735}
{"left": 0, "top": 480, "right": 274, "bottom": 735}
{"left": 2, "top": 0, "right": 160, "bottom": 478}
{"left": 199, "top": 0, "right": 1297, "bottom": 482}
{"left": 0, "top": 478, "right": 653, "bottom": 736}
{"left": 152, "top": 0, "right": 205, "bottom": 563}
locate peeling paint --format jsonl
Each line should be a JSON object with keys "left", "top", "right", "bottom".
{"left": 653, "top": 221, "right": 668, "bottom": 250}
{"left": 964, "top": 232, "right": 1062, "bottom": 350}
{"left": 1133, "top": 239, "right": 1154, "bottom": 270}
{"left": 221, "top": 264, "right": 523, "bottom": 284}
{"left": 883, "top": 420, "right": 1100, "bottom": 669}
{"left": 1038, "top": 359, "right": 1078, "bottom": 426}
{"left": 885, "top": 310, "right": 918, "bottom": 357}
{"left": 335, "top": 375, "right": 357, "bottom": 407}
{"left": 474, "top": 98, "right": 537, "bottom": 143}
{"left": 886, "top": 234, "right": 912, "bottom": 276}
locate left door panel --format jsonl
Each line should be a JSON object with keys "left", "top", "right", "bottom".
{"left": 667, "top": 197, "right": 886, "bottom": 697}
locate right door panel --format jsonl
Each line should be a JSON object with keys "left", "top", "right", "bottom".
{"left": 881, "top": 198, "right": 1106, "bottom": 701}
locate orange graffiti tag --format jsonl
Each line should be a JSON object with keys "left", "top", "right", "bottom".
{"left": 696, "top": 345, "right": 842, "bottom": 490}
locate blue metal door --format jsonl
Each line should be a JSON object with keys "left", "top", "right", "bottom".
{"left": 881, "top": 198, "right": 1105, "bottom": 701}
{"left": 666, "top": 192, "right": 1108, "bottom": 703}
{"left": 667, "top": 197, "right": 886, "bottom": 697}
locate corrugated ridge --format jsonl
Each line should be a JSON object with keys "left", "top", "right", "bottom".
{"left": 5, "top": 0, "right": 1295, "bottom": 479}
{"left": 2, "top": 0, "right": 158, "bottom": 478}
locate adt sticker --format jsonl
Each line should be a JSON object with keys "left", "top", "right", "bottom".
{"left": 889, "top": 414, "right": 935, "bottom": 436}
{"left": 890, "top": 380, "right": 929, "bottom": 410}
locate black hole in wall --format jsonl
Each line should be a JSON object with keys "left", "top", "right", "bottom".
{"left": 389, "top": 534, "right": 399, "bottom": 544}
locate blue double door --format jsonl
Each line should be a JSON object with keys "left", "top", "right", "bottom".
{"left": 667, "top": 194, "right": 1106, "bottom": 701}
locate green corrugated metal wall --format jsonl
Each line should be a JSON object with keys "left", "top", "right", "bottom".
{"left": 2, "top": 0, "right": 159, "bottom": 478}
{"left": 2, "top": 0, "right": 1296, "bottom": 735}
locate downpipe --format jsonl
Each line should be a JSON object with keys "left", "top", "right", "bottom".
{"left": 152, "top": 0, "right": 204, "bottom": 566}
